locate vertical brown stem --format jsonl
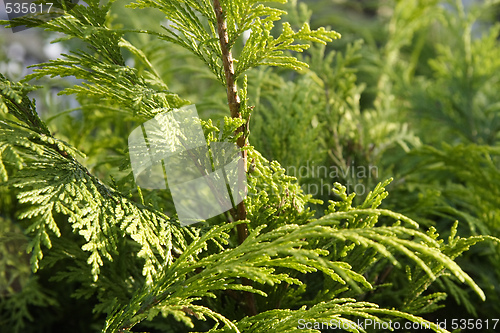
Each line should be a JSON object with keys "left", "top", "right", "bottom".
{"left": 213, "top": 0, "right": 248, "bottom": 234}
{"left": 213, "top": 0, "right": 256, "bottom": 316}
{"left": 213, "top": 0, "right": 239, "bottom": 118}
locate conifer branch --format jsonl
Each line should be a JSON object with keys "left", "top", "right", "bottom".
{"left": 213, "top": 0, "right": 240, "bottom": 120}
{"left": 4, "top": 1, "right": 497, "bottom": 331}
{"left": 213, "top": 0, "right": 256, "bottom": 317}
{"left": 213, "top": 0, "right": 248, "bottom": 235}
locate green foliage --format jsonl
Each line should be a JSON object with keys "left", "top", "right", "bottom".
{"left": 1, "top": 0, "right": 499, "bottom": 332}
{"left": 127, "top": 0, "right": 339, "bottom": 84}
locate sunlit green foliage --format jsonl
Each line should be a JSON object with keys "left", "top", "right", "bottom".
{"left": 1, "top": 0, "right": 499, "bottom": 332}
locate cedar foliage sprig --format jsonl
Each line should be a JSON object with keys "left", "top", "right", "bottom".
{"left": 127, "top": 0, "right": 340, "bottom": 85}
{"left": 0, "top": 74, "right": 188, "bottom": 285}
{"left": 0, "top": 0, "right": 498, "bottom": 332}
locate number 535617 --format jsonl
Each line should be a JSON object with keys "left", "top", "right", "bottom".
{"left": 5, "top": 2, "right": 53, "bottom": 14}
